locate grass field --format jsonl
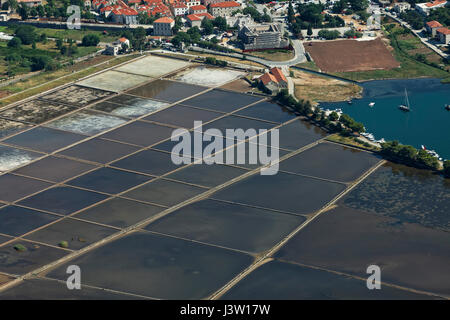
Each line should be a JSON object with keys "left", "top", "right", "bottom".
{"left": 248, "top": 49, "right": 295, "bottom": 62}
{"left": 295, "top": 60, "right": 320, "bottom": 71}
{"left": 292, "top": 69, "right": 362, "bottom": 103}
{"left": 0, "top": 26, "right": 117, "bottom": 43}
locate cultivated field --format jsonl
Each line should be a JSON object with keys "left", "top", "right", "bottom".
{"left": 305, "top": 38, "right": 400, "bottom": 73}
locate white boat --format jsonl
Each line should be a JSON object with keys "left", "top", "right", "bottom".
{"left": 369, "top": 102, "right": 375, "bottom": 107}
{"left": 399, "top": 88, "right": 411, "bottom": 112}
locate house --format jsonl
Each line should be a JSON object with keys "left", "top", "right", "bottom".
{"left": 111, "top": 7, "right": 139, "bottom": 24}
{"left": 153, "top": 16, "right": 175, "bottom": 35}
{"left": 415, "top": 0, "right": 447, "bottom": 15}
{"left": 393, "top": 2, "right": 411, "bottom": 13}
{"left": 259, "top": 67, "right": 288, "bottom": 94}
{"left": 186, "top": 12, "right": 213, "bottom": 27}
{"left": 202, "top": 0, "right": 226, "bottom": 7}
{"left": 118, "top": 37, "right": 130, "bottom": 47}
{"left": 189, "top": 4, "right": 207, "bottom": 14}
{"left": 171, "top": 2, "right": 188, "bottom": 16}
{"left": 436, "top": 27, "right": 450, "bottom": 44}
{"left": 105, "top": 37, "right": 129, "bottom": 55}
{"left": 426, "top": 20, "right": 443, "bottom": 37}
{"left": 209, "top": 1, "right": 240, "bottom": 17}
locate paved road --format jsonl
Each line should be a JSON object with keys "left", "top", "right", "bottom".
{"left": 189, "top": 38, "right": 307, "bottom": 68}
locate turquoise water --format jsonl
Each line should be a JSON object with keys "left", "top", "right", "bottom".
{"left": 320, "top": 78, "right": 450, "bottom": 159}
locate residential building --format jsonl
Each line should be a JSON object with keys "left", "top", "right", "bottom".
{"left": 185, "top": 0, "right": 201, "bottom": 8}
{"left": 186, "top": 12, "right": 213, "bottom": 27}
{"left": 415, "top": 0, "right": 447, "bottom": 15}
{"left": 437, "top": 27, "right": 450, "bottom": 44}
{"left": 393, "top": 2, "right": 411, "bottom": 13}
{"left": 105, "top": 37, "right": 129, "bottom": 55}
{"left": 209, "top": 1, "right": 240, "bottom": 17}
{"left": 259, "top": 67, "right": 288, "bottom": 94}
{"left": 202, "top": 0, "right": 226, "bottom": 6}
{"left": 190, "top": 4, "right": 207, "bottom": 14}
{"left": 111, "top": 7, "right": 139, "bottom": 24}
{"left": 171, "top": 2, "right": 188, "bottom": 16}
{"left": 239, "top": 22, "right": 288, "bottom": 51}
{"left": 426, "top": 20, "right": 443, "bottom": 37}
{"left": 153, "top": 16, "right": 175, "bottom": 35}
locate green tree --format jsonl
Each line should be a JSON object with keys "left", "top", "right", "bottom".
{"left": 30, "top": 55, "right": 51, "bottom": 71}
{"left": 7, "top": 0, "right": 18, "bottom": 11}
{"left": 18, "top": 3, "right": 29, "bottom": 20}
{"left": 307, "top": 25, "right": 313, "bottom": 36}
{"left": 15, "top": 25, "right": 36, "bottom": 45}
{"left": 443, "top": 160, "right": 450, "bottom": 178}
{"left": 56, "top": 38, "right": 63, "bottom": 50}
{"left": 201, "top": 18, "right": 214, "bottom": 35}
{"left": 81, "top": 34, "right": 100, "bottom": 46}
{"left": 213, "top": 16, "right": 227, "bottom": 31}
{"left": 7, "top": 37, "right": 21, "bottom": 49}
{"left": 329, "top": 111, "right": 339, "bottom": 121}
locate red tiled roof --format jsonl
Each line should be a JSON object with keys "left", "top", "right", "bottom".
{"left": 437, "top": 27, "right": 450, "bottom": 35}
{"left": 196, "top": 12, "right": 214, "bottom": 19}
{"left": 210, "top": 1, "right": 240, "bottom": 8}
{"left": 154, "top": 16, "right": 174, "bottom": 23}
{"left": 172, "top": 2, "right": 187, "bottom": 8}
{"left": 426, "top": 20, "right": 443, "bottom": 28}
{"left": 190, "top": 4, "right": 206, "bottom": 11}
{"left": 260, "top": 73, "right": 277, "bottom": 85}
{"left": 425, "top": 0, "right": 446, "bottom": 7}
{"left": 270, "top": 67, "right": 287, "bottom": 83}
{"left": 187, "top": 14, "right": 201, "bottom": 21}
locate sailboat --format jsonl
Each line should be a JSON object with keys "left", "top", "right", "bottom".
{"left": 399, "top": 88, "right": 411, "bottom": 112}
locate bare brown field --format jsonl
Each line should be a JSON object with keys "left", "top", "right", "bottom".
{"left": 305, "top": 38, "right": 400, "bottom": 73}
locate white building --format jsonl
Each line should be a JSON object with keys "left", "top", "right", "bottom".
{"left": 437, "top": 27, "right": 450, "bottom": 44}
{"left": 171, "top": 3, "right": 188, "bottom": 16}
{"left": 415, "top": 0, "right": 447, "bottom": 15}
{"left": 185, "top": 0, "right": 201, "bottom": 8}
{"left": 394, "top": 2, "right": 411, "bottom": 13}
{"left": 209, "top": 1, "right": 241, "bottom": 18}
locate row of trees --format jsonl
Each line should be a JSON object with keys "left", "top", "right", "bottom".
{"left": 274, "top": 89, "right": 365, "bottom": 134}
{"left": 399, "top": 10, "right": 424, "bottom": 30}
{"left": 380, "top": 141, "right": 440, "bottom": 170}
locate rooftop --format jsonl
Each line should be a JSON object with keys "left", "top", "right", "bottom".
{"left": 437, "top": 27, "right": 450, "bottom": 34}
{"left": 154, "top": 16, "right": 174, "bottom": 23}
{"left": 190, "top": 4, "right": 206, "bottom": 10}
{"left": 426, "top": 20, "right": 443, "bottom": 28}
{"left": 210, "top": 1, "right": 240, "bottom": 8}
